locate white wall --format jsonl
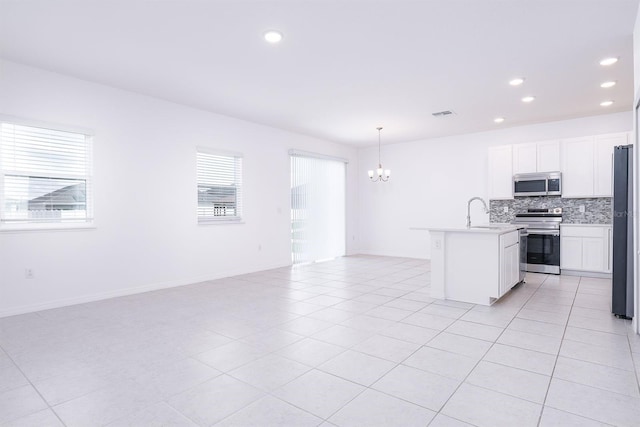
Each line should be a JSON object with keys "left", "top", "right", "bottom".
{"left": 358, "top": 112, "right": 632, "bottom": 259}
{"left": 0, "top": 60, "right": 359, "bottom": 317}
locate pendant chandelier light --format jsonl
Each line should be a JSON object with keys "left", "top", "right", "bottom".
{"left": 368, "top": 127, "right": 390, "bottom": 182}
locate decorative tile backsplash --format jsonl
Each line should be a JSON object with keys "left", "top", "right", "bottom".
{"left": 490, "top": 197, "right": 612, "bottom": 224}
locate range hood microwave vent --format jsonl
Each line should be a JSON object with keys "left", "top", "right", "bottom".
{"left": 513, "top": 172, "right": 562, "bottom": 197}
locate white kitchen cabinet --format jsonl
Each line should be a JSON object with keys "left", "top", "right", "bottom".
{"left": 512, "top": 140, "right": 561, "bottom": 174}
{"left": 561, "top": 136, "right": 595, "bottom": 198}
{"left": 561, "top": 132, "right": 629, "bottom": 198}
{"left": 537, "top": 140, "right": 561, "bottom": 172}
{"left": 488, "top": 145, "right": 513, "bottom": 200}
{"left": 500, "top": 232, "right": 520, "bottom": 297}
{"left": 512, "top": 143, "right": 537, "bottom": 174}
{"left": 560, "top": 225, "right": 612, "bottom": 274}
{"left": 594, "top": 133, "right": 628, "bottom": 197}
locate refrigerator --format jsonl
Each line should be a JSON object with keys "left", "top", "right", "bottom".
{"left": 612, "top": 144, "right": 634, "bottom": 319}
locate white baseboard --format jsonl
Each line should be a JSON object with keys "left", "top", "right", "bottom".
{"left": 356, "top": 249, "right": 428, "bottom": 260}
{"left": 0, "top": 261, "right": 291, "bottom": 319}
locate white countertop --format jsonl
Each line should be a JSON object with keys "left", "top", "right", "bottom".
{"left": 410, "top": 223, "right": 522, "bottom": 234}
{"left": 561, "top": 223, "right": 612, "bottom": 227}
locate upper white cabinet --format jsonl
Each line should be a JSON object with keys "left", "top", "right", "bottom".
{"left": 594, "top": 133, "right": 627, "bottom": 197}
{"left": 561, "top": 136, "right": 595, "bottom": 198}
{"left": 488, "top": 145, "right": 513, "bottom": 200}
{"left": 536, "top": 140, "right": 562, "bottom": 172}
{"left": 513, "top": 140, "right": 561, "bottom": 174}
{"left": 512, "top": 143, "right": 537, "bottom": 173}
{"left": 561, "top": 132, "right": 628, "bottom": 198}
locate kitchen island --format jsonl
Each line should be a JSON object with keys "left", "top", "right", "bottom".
{"left": 420, "top": 225, "right": 523, "bottom": 305}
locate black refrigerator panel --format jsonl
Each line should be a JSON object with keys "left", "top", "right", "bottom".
{"left": 612, "top": 145, "right": 634, "bottom": 319}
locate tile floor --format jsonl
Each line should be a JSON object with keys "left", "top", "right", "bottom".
{"left": 1, "top": 255, "right": 639, "bottom": 426}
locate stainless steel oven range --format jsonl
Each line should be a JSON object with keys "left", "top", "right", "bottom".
{"left": 512, "top": 208, "right": 562, "bottom": 275}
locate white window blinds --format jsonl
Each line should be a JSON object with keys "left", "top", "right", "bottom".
{"left": 291, "top": 153, "right": 346, "bottom": 264}
{"left": 197, "top": 149, "right": 243, "bottom": 222}
{"left": 0, "top": 122, "right": 93, "bottom": 226}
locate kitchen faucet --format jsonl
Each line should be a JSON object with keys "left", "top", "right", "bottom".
{"left": 466, "top": 197, "right": 489, "bottom": 228}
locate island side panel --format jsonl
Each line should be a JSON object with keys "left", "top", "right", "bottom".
{"left": 430, "top": 231, "right": 446, "bottom": 299}
{"left": 443, "top": 232, "right": 500, "bottom": 305}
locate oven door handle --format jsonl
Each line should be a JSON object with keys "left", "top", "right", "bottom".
{"left": 527, "top": 229, "right": 560, "bottom": 236}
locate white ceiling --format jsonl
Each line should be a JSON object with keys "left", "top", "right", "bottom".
{"left": 0, "top": 0, "right": 638, "bottom": 147}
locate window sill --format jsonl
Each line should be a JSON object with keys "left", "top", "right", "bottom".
{"left": 198, "top": 219, "right": 245, "bottom": 226}
{"left": 0, "top": 223, "right": 97, "bottom": 233}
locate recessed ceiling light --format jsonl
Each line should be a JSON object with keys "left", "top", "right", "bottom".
{"left": 599, "top": 57, "right": 618, "bottom": 66}
{"left": 600, "top": 81, "right": 617, "bottom": 88}
{"left": 522, "top": 96, "right": 535, "bottom": 103}
{"left": 264, "top": 30, "right": 283, "bottom": 44}
{"left": 509, "top": 78, "right": 525, "bottom": 86}
{"left": 600, "top": 100, "right": 614, "bottom": 107}
{"left": 494, "top": 117, "right": 505, "bottom": 123}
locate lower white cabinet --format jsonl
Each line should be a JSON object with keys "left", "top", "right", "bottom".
{"left": 560, "top": 225, "right": 612, "bottom": 274}
{"left": 500, "top": 231, "right": 520, "bottom": 296}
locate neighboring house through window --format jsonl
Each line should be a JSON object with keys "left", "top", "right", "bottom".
{"left": 196, "top": 148, "right": 243, "bottom": 222}
{"left": 0, "top": 121, "right": 93, "bottom": 228}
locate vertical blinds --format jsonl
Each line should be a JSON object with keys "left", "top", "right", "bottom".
{"left": 197, "top": 149, "right": 243, "bottom": 221}
{"left": 0, "top": 122, "right": 93, "bottom": 224}
{"left": 291, "top": 154, "right": 346, "bottom": 264}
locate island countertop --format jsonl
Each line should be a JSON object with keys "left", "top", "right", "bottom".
{"left": 410, "top": 223, "right": 523, "bottom": 235}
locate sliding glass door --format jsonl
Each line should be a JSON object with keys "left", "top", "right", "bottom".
{"left": 290, "top": 153, "right": 346, "bottom": 264}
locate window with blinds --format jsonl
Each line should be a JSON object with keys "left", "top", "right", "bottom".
{"left": 0, "top": 122, "right": 93, "bottom": 227}
{"left": 197, "top": 148, "right": 243, "bottom": 222}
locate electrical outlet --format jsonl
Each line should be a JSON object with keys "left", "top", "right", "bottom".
{"left": 579, "top": 205, "right": 586, "bottom": 213}
{"left": 25, "top": 268, "right": 34, "bottom": 279}
{"left": 503, "top": 206, "right": 509, "bottom": 213}
{"left": 435, "top": 239, "right": 442, "bottom": 249}
{"left": 258, "top": 244, "right": 262, "bottom": 251}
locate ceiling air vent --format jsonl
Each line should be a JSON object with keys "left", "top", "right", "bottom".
{"left": 432, "top": 110, "right": 455, "bottom": 117}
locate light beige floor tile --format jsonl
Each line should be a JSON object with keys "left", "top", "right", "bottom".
{"left": 497, "top": 329, "right": 561, "bottom": 355}
{"left": 426, "top": 332, "right": 492, "bottom": 359}
{"left": 564, "top": 326, "right": 630, "bottom": 349}
{"left": 379, "top": 322, "right": 440, "bottom": 345}
{"left": 546, "top": 378, "right": 640, "bottom": 426}
{"left": 318, "top": 350, "right": 396, "bottom": 386}
{"left": 277, "top": 338, "right": 347, "bottom": 367}
{"left": 538, "top": 406, "right": 609, "bottom": 427}
{"left": 445, "top": 320, "right": 504, "bottom": 342}
{"left": 507, "top": 317, "right": 565, "bottom": 338}
{"left": 465, "top": 361, "right": 550, "bottom": 403}
{"left": 329, "top": 389, "right": 435, "bottom": 427}
{"left": 428, "top": 413, "right": 475, "bottom": 426}
{"left": 441, "top": 383, "right": 542, "bottom": 427}
{"left": 215, "top": 395, "right": 322, "bottom": 427}
{"left": 402, "top": 312, "right": 457, "bottom": 330}
{"left": 228, "top": 354, "right": 311, "bottom": 391}
{"left": 483, "top": 344, "right": 556, "bottom": 376}
{"left": 553, "top": 356, "right": 640, "bottom": 397}
{"left": 2, "top": 409, "right": 64, "bottom": 427}
{"left": 0, "top": 385, "right": 49, "bottom": 425}
{"left": 106, "top": 402, "right": 197, "bottom": 426}
{"left": 166, "top": 375, "right": 264, "bottom": 426}
{"left": 312, "top": 325, "right": 375, "bottom": 348}
{"left": 193, "top": 341, "right": 266, "bottom": 372}
{"left": 403, "top": 346, "right": 478, "bottom": 381}
{"left": 352, "top": 334, "right": 421, "bottom": 362}
{"left": 559, "top": 339, "right": 635, "bottom": 371}
{"left": 273, "top": 369, "right": 364, "bottom": 419}
{"left": 364, "top": 306, "right": 413, "bottom": 321}
{"left": 372, "top": 365, "right": 459, "bottom": 411}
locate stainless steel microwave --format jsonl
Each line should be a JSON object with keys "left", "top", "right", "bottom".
{"left": 513, "top": 172, "right": 562, "bottom": 197}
